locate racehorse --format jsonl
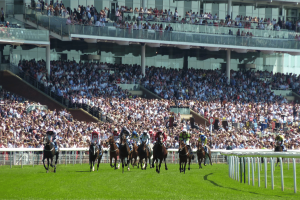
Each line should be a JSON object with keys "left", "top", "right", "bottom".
{"left": 275, "top": 141, "right": 284, "bottom": 167}
{"left": 119, "top": 135, "right": 130, "bottom": 173}
{"left": 130, "top": 141, "right": 139, "bottom": 168}
{"left": 197, "top": 142, "right": 212, "bottom": 168}
{"left": 152, "top": 134, "right": 168, "bottom": 173}
{"left": 178, "top": 141, "right": 189, "bottom": 173}
{"left": 108, "top": 136, "right": 119, "bottom": 169}
{"left": 43, "top": 136, "right": 59, "bottom": 173}
{"left": 89, "top": 143, "right": 103, "bottom": 172}
{"left": 138, "top": 141, "right": 150, "bottom": 170}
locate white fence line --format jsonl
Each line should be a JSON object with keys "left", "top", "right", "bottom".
{"left": 221, "top": 150, "right": 300, "bottom": 194}
{"left": 0, "top": 148, "right": 228, "bottom": 168}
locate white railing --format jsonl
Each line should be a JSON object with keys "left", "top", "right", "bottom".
{"left": 221, "top": 150, "right": 300, "bottom": 194}
{"left": 0, "top": 148, "right": 229, "bottom": 168}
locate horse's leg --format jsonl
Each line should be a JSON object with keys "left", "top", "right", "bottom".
{"left": 200, "top": 158, "right": 203, "bottom": 168}
{"left": 93, "top": 159, "right": 95, "bottom": 172}
{"left": 127, "top": 156, "right": 130, "bottom": 171}
{"left": 180, "top": 160, "right": 182, "bottom": 173}
{"left": 43, "top": 155, "right": 47, "bottom": 170}
{"left": 54, "top": 153, "right": 58, "bottom": 173}
{"left": 188, "top": 157, "right": 191, "bottom": 170}
{"left": 184, "top": 161, "right": 187, "bottom": 174}
{"left": 164, "top": 157, "right": 168, "bottom": 170}
{"left": 122, "top": 158, "right": 124, "bottom": 173}
{"left": 97, "top": 155, "right": 101, "bottom": 171}
{"left": 47, "top": 158, "right": 50, "bottom": 173}
{"left": 115, "top": 157, "right": 118, "bottom": 170}
{"left": 155, "top": 158, "right": 159, "bottom": 173}
{"left": 198, "top": 156, "right": 200, "bottom": 169}
{"left": 209, "top": 153, "right": 213, "bottom": 166}
{"left": 90, "top": 157, "right": 92, "bottom": 172}
{"left": 110, "top": 155, "right": 113, "bottom": 168}
{"left": 158, "top": 158, "right": 162, "bottom": 173}
{"left": 204, "top": 155, "right": 207, "bottom": 166}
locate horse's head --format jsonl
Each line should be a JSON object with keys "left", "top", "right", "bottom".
{"left": 179, "top": 140, "right": 187, "bottom": 151}
{"left": 198, "top": 142, "right": 203, "bottom": 149}
{"left": 141, "top": 141, "right": 147, "bottom": 150}
{"left": 158, "top": 134, "right": 163, "bottom": 144}
{"left": 108, "top": 136, "right": 114, "bottom": 144}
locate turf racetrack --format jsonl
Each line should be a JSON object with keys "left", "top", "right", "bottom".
{"left": 0, "top": 163, "right": 300, "bottom": 199}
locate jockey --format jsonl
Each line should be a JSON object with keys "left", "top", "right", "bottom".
{"left": 131, "top": 130, "right": 140, "bottom": 145}
{"left": 120, "top": 126, "right": 131, "bottom": 150}
{"left": 90, "top": 130, "right": 101, "bottom": 151}
{"left": 154, "top": 128, "right": 167, "bottom": 145}
{"left": 140, "top": 130, "right": 151, "bottom": 152}
{"left": 179, "top": 129, "right": 193, "bottom": 157}
{"left": 199, "top": 134, "right": 208, "bottom": 154}
{"left": 46, "top": 128, "right": 58, "bottom": 153}
{"left": 112, "top": 128, "right": 120, "bottom": 148}
{"left": 149, "top": 129, "right": 155, "bottom": 143}
{"left": 275, "top": 134, "right": 286, "bottom": 151}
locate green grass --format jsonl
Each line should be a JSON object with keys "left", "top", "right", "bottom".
{"left": 0, "top": 162, "right": 300, "bottom": 199}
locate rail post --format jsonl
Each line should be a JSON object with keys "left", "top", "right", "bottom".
{"left": 293, "top": 158, "right": 297, "bottom": 193}
{"left": 264, "top": 157, "right": 267, "bottom": 188}
{"left": 279, "top": 157, "right": 284, "bottom": 191}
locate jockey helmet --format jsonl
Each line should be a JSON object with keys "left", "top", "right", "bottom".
{"left": 123, "top": 126, "right": 127, "bottom": 130}
{"left": 132, "top": 130, "right": 137, "bottom": 135}
{"left": 200, "top": 135, "right": 205, "bottom": 140}
{"left": 48, "top": 128, "right": 53, "bottom": 132}
{"left": 143, "top": 130, "right": 147, "bottom": 135}
{"left": 182, "top": 129, "right": 187, "bottom": 133}
{"left": 157, "top": 128, "right": 163, "bottom": 133}
{"left": 114, "top": 128, "right": 118, "bottom": 132}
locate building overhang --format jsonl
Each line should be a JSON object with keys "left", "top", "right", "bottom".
{"left": 71, "top": 34, "right": 300, "bottom": 54}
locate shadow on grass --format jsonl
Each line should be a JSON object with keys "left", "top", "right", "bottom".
{"left": 203, "top": 173, "right": 283, "bottom": 198}
{"left": 76, "top": 171, "right": 91, "bottom": 173}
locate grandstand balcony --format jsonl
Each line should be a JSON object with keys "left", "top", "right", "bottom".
{"left": 0, "top": 27, "right": 49, "bottom": 46}
{"left": 21, "top": 7, "right": 300, "bottom": 54}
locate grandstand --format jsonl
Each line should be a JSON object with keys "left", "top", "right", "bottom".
{"left": 0, "top": 0, "right": 300, "bottom": 152}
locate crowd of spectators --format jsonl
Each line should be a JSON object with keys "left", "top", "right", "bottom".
{"left": 3, "top": 59, "right": 297, "bottom": 150}
{"left": 29, "top": 1, "right": 300, "bottom": 36}
{"left": 1, "top": 85, "right": 300, "bottom": 150}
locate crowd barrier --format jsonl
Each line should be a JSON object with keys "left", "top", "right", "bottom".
{"left": 221, "top": 149, "right": 300, "bottom": 193}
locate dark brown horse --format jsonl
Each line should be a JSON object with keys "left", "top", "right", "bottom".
{"left": 43, "top": 136, "right": 58, "bottom": 173}
{"left": 197, "top": 142, "right": 212, "bottom": 168}
{"left": 179, "top": 141, "right": 189, "bottom": 173}
{"left": 108, "top": 136, "right": 119, "bottom": 169}
{"left": 275, "top": 141, "right": 284, "bottom": 167}
{"left": 138, "top": 141, "right": 150, "bottom": 170}
{"left": 152, "top": 134, "right": 168, "bottom": 173}
{"left": 130, "top": 141, "right": 139, "bottom": 168}
{"left": 119, "top": 135, "right": 130, "bottom": 173}
{"left": 89, "top": 143, "right": 103, "bottom": 172}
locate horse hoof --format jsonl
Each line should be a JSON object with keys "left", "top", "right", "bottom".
{"left": 46, "top": 170, "right": 49, "bottom": 173}
{"left": 128, "top": 168, "right": 130, "bottom": 171}
{"left": 204, "top": 164, "right": 206, "bottom": 166}
{"left": 165, "top": 168, "right": 168, "bottom": 170}
{"left": 188, "top": 168, "right": 190, "bottom": 170}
